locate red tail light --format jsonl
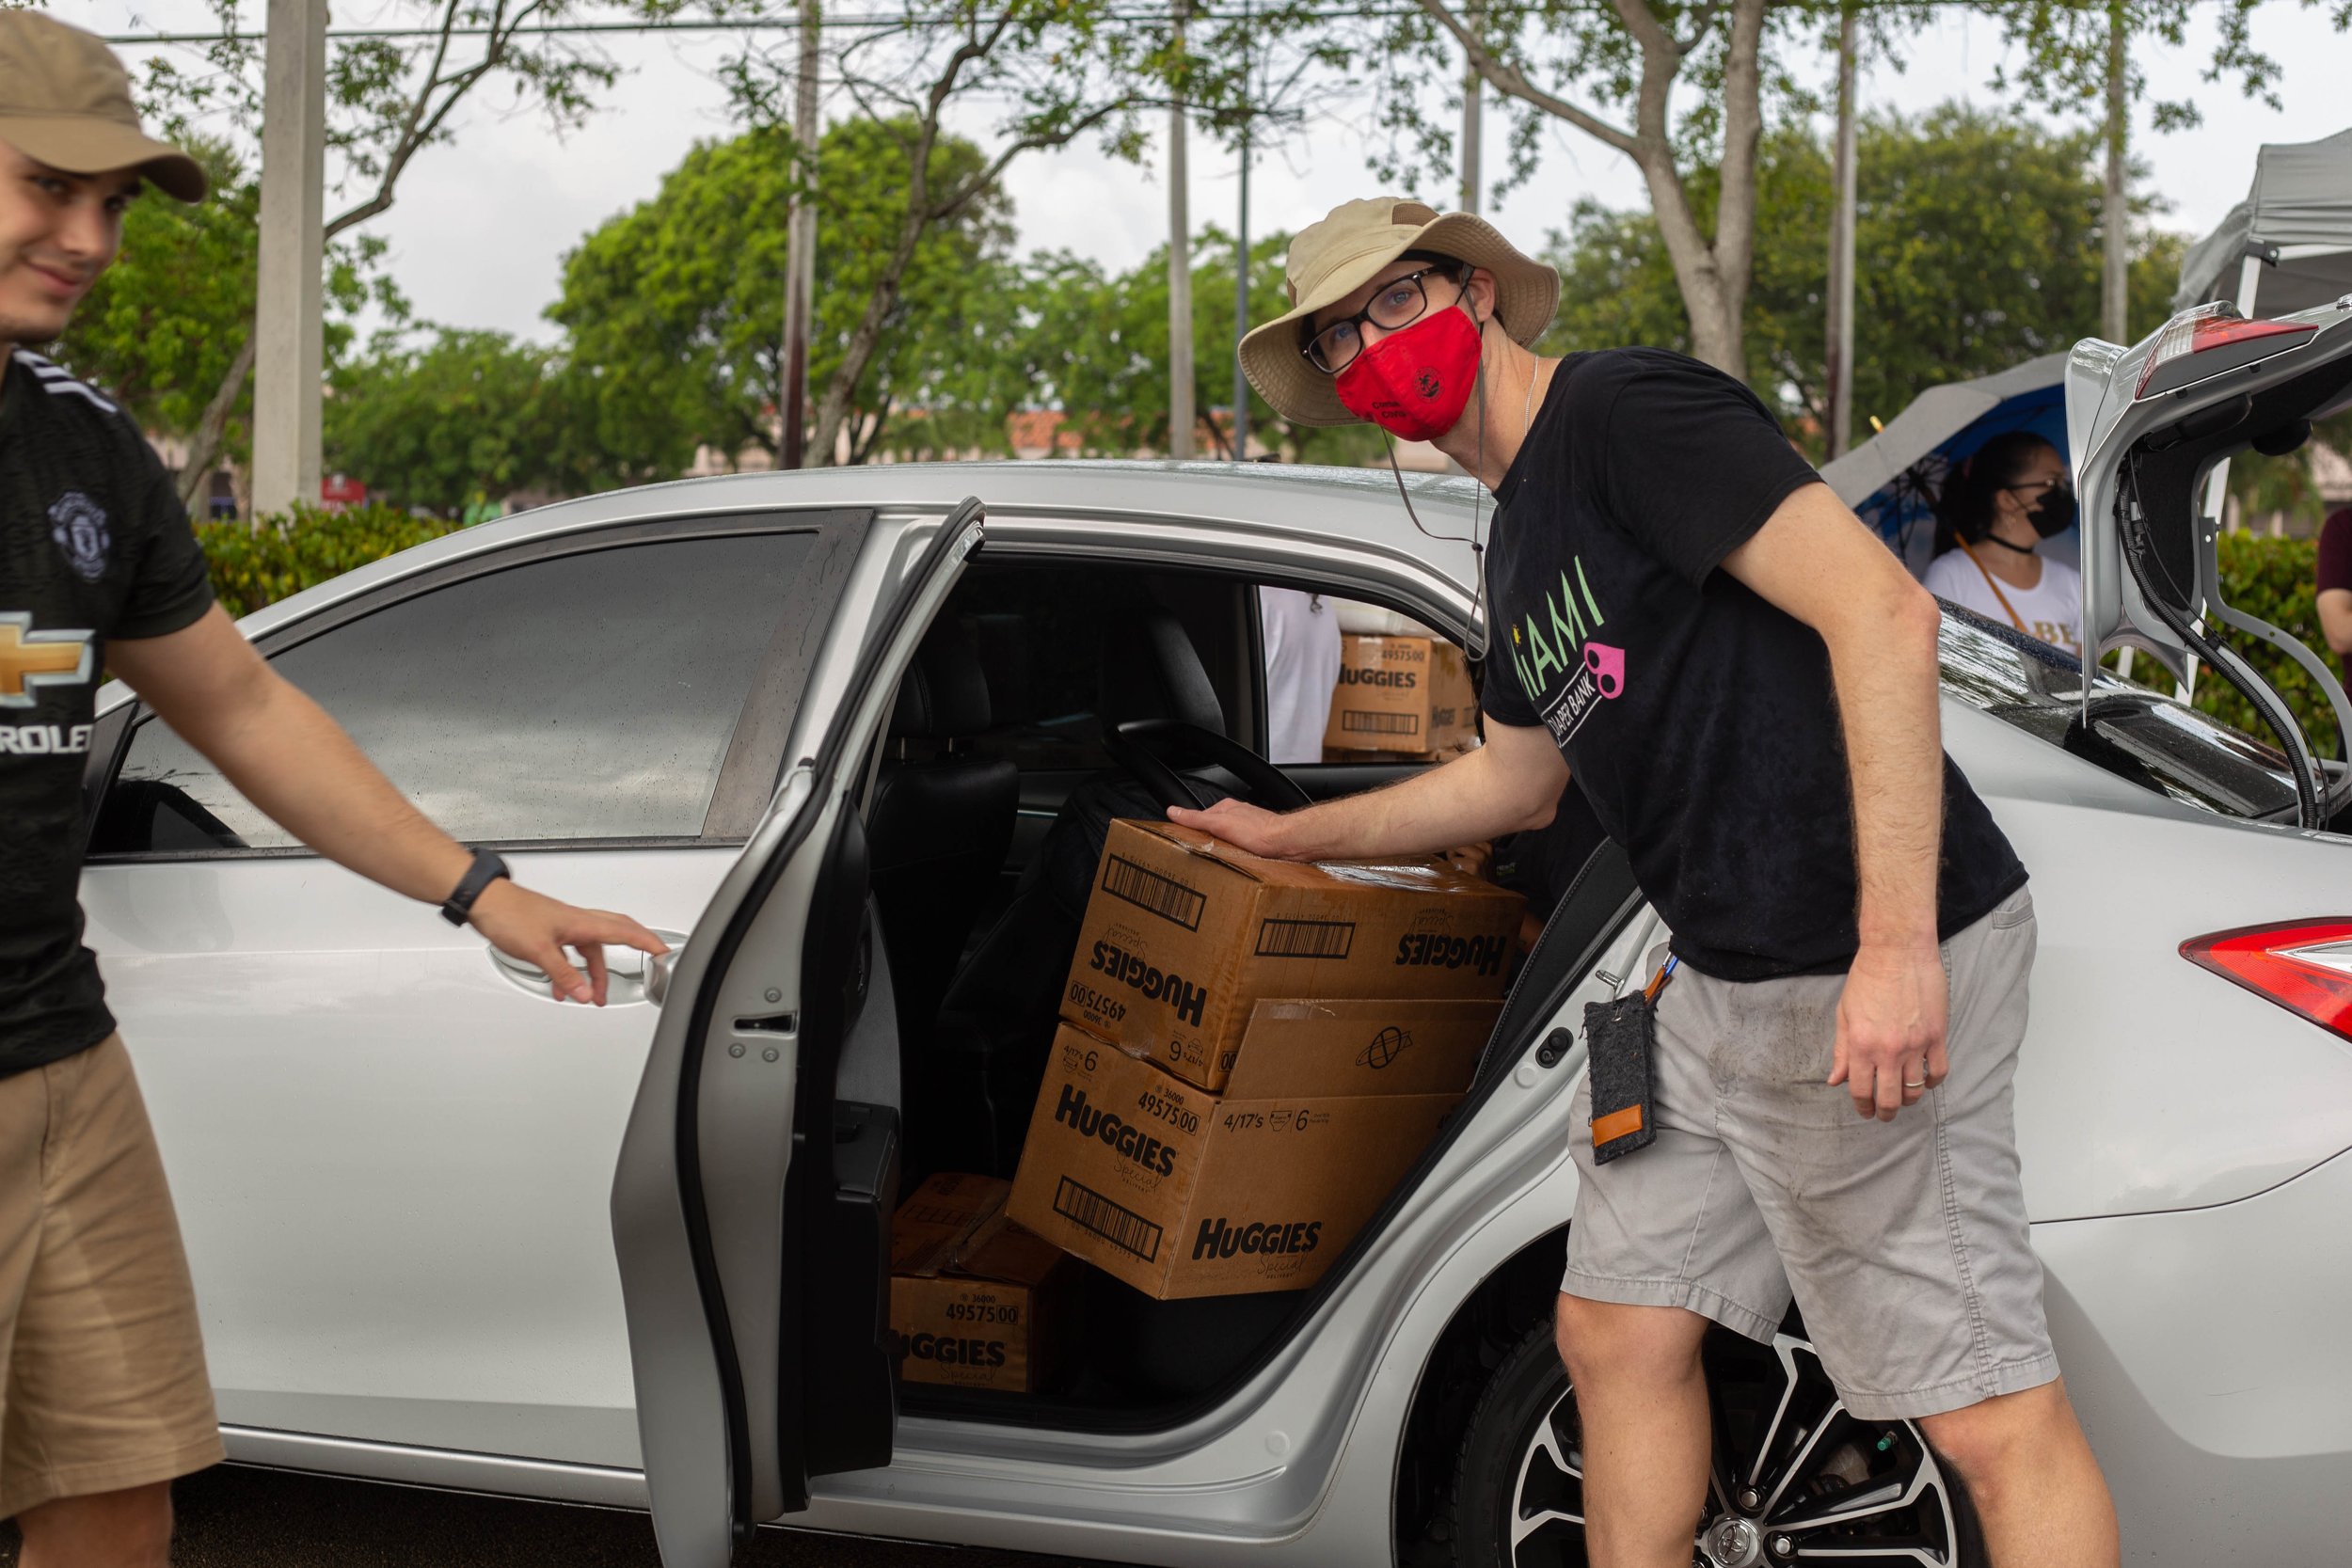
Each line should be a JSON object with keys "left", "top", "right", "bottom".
{"left": 2182, "top": 921, "right": 2352, "bottom": 1042}
{"left": 2137, "top": 303, "right": 2319, "bottom": 399}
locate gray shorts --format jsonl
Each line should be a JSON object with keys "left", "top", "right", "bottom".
{"left": 1563, "top": 885, "right": 2057, "bottom": 1420}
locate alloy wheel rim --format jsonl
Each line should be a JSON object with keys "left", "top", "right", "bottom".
{"left": 1506, "top": 1333, "right": 1964, "bottom": 1567}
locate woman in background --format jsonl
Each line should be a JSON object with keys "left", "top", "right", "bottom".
{"left": 1923, "top": 431, "right": 2084, "bottom": 657}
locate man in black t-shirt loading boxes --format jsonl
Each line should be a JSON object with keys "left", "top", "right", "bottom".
{"left": 0, "top": 17, "right": 666, "bottom": 1565}
{"left": 1180, "top": 198, "right": 2117, "bottom": 1565}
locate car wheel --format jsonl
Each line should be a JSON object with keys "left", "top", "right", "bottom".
{"left": 1440, "top": 1320, "right": 1987, "bottom": 1567}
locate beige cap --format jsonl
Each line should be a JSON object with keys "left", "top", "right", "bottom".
{"left": 0, "top": 11, "right": 205, "bottom": 202}
{"left": 1238, "top": 197, "right": 1559, "bottom": 428}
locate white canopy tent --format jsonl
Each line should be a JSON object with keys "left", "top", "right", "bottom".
{"left": 2174, "top": 127, "right": 2352, "bottom": 317}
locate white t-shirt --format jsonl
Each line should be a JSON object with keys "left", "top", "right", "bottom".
{"left": 1923, "top": 548, "right": 2084, "bottom": 657}
{"left": 1260, "top": 587, "right": 1343, "bottom": 764}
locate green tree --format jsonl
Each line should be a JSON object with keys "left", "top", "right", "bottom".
{"left": 48, "top": 138, "right": 397, "bottom": 507}
{"left": 130, "top": 0, "right": 663, "bottom": 509}
{"left": 717, "top": 0, "right": 1248, "bottom": 464}
{"left": 1301, "top": 0, "right": 1931, "bottom": 381}
{"left": 1542, "top": 104, "right": 2185, "bottom": 451}
{"left": 1019, "top": 229, "right": 1385, "bottom": 467}
{"left": 323, "top": 328, "right": 577, "bottom": 514}
{"left": 551, "top": 119, "right": 1024, "bottom": 473}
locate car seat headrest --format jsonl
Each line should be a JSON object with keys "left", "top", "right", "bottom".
{"left": 961, "top": 612, "right": 1037, "bottom": 729}
{"left": 890, "top": 619, "right": 993, "bottom": 739}
{"left": 1102, "top": 606, "right": 1225, "bottom": 736}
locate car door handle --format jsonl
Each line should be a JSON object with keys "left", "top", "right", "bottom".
{"left": 488, "top": 930, "right": 689, "bottom": 1006}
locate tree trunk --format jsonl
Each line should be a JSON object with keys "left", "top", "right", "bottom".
{"left": 1620, "top": 23, "right": 1741, "bottom": 376}
{"left": 177, "top": 327, "right": 259, "bottom": 521}
{"left": 806, "top": 201, "right": 927, "bottom": 466}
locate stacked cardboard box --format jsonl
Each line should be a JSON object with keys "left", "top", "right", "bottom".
{"left": 1321, "top": 634, "right": 1477, "bottom": 760}
{"left": 1007, "top": 819, "right": 1522, "bottom": 1300}
{"left": 890, "top": 1173, "right": 1071, "bottom": 1393}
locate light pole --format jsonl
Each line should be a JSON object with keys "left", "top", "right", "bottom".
{"left": 780, "top": 0, "right": 820, "bottom": 468}
{"left": 1168, "top": 6, "right": 1194, "bottom": 459}
{"left": 1824, "top": 3, "right": 1857, "bottom": 459}
{"left": 1231, "top": 0, "right": 1251, "bottom": 460}
{"left": 250, "top": 0, "right": 327, "bottom": 519}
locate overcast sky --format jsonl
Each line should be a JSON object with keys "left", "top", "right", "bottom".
{"left": 80, "top": 0, "right": 2352, "bottom": 347}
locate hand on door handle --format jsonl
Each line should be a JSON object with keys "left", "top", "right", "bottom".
{"left": 489, "top": 930, "right": 689, "bottom": 1006}
{"left": 468, "top": 880, "right": 673, "bottom": 1004}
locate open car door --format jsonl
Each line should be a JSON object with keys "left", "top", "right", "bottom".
{"left": 2072, "top": 298, "right": 2352, "bottom": 828}
{"left": 611, "top": 499, "right": 985, "bottom": 1567}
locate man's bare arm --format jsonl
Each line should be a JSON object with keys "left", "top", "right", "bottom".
{"left": 1168, "top": 713, "right": 1569, "bottom": 861}
{"left": 1721, "top": 482, "right": 1948, "bottom": 1120}
{"left": 108, "top": 607, "right": 665, "bottom": 1002}
{"left": 2318, "top": 587, "right": 2352, "bottom": 658}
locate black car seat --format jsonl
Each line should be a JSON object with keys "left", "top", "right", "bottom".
{"left": 866, "top": 619, "right": 1017, "bottom": 1053}
{"left": 930, "top": 602, "right": 1237, "bottom": 1176}
{"left": 1099, "top": 603, "right": 1227, "bottom": 736}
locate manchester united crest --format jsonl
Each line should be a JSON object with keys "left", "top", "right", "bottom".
{"left": 48, "top": 492, "right": 110, "bottom": 582}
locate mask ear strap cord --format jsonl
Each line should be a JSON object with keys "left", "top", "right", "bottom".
{"left": 1379, "top": 297, "right": 1492, "bottom": 660}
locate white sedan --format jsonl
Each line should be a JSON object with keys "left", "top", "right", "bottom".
{"left": 80, "top": 297, "right": 2352, "bottom": 1567}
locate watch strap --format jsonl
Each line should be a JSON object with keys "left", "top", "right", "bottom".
{"left": 439, "top": 849, "right": 511, "bottom": 927}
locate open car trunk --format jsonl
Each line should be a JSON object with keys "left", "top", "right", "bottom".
{"left": 2072, "top": 294, "right": 2352, "bottom": 830}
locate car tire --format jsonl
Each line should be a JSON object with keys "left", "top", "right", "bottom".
{"left": 1436, "top": 1319, "right": 1988, "bottom": 1568}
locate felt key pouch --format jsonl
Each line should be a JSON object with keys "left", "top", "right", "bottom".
{"left": 1581, "top": 990, "right": 1659, "bottom": 1164}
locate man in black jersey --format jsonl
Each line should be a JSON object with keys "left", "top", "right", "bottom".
{"left": 1183, "top": 198, "right": 2118, "bottom": 1566}
{"left": 0, "top": 16, "right": 663, "bottom": 1565}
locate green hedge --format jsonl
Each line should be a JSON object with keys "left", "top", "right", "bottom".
{"left": 198, "top": 503, "right": 471, "bottom": 621}
{"left": 2193, "top": 532, "right": 2344, "bottom": 756}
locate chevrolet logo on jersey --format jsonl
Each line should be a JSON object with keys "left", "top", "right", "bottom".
{"left": 0, "top": 614, "right": 95, "bottom": 707}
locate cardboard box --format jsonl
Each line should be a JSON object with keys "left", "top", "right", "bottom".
{"left": 889, "top": 1173, "right": 1070, "bottom": 1393}
{"left": 1323, "top": 634, "right": 1477, "bottom": 756}
{"left": 1059, "top": 819, "right": 1521, "bottom": 1093}
{"left": 1007, "top": 1005, "right": 1496, "bottom": 1299}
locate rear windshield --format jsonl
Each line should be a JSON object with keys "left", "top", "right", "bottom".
{"left": 1936, "top": 603, "right": 2302, "bottom": 819}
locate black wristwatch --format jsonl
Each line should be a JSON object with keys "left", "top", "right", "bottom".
{"left": 439, "top": 849, "right": 511, "bottom": 927}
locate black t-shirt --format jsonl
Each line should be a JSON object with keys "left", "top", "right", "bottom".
{"left": 0, "top": 350, "right": 214, "bottom": 1074}
{"left": 1479, "top": 348, "right": 2026, "bottom": 981}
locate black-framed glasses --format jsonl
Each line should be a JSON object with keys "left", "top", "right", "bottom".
{"left": 1299, "top": 263, "right": 1471, "bottom": 375}
{"left": 2004, "top": 477, "right": 2072, "bottom": 496}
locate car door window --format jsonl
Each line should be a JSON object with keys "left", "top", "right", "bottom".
{"left": 91, "top": 531, "right": 816, "bottom": 854}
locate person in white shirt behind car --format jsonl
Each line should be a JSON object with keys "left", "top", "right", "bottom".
{"left": 1258, "top": 586, "right": 1343, "bottom": 763}
{"left": 1921, "top": 432, "right": 2084, "bottom": 656}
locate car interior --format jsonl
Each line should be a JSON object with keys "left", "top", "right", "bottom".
{"left": 835, "top": 551, "right": 1635, "bottom": 1435}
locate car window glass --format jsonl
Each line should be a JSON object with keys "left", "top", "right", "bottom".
{"left": 93, "top": 531, "right": 815, "bottom": 853}
{"left": 1937, "top": 601, "right": 2299, "bottom": 819}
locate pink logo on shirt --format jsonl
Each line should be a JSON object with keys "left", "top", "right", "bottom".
{"left": 1583, "top": 641, "right": 1627, "bottom": 699}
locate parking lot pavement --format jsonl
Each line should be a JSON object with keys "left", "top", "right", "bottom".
{"left": 0, "top": 1463, "right": 1114, "bottom": 1568}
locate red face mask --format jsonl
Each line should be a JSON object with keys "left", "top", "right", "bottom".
{"left": 1332, "top": 302, "right": 1482, "bottom": 442}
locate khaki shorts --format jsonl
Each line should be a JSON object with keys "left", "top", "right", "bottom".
{"left": 1563, "top": 885, "right": 2058, "bottom": 1420}
{"left": 0, "top": 1034, "right": 221, "bottom": 1519}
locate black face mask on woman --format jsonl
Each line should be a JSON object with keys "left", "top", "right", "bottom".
{"left": 1983, "top": 484, "right": 2076, "bottom": 551}
{"left": 2026, "top": 486, "right": 2076, "bottom": 539}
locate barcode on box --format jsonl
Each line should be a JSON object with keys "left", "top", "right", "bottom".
{"left": 1343, "top": 710, "right": 1421, "bottom": 736}
{"left": 1256, "top": 918, "right": 1356, "bottom": 958}
{"left": 1054, "top": 1177, "right": 1164, "bottom": 1262}
{"left": 1103, "top": 855, "right": 1205, "bottom": 930}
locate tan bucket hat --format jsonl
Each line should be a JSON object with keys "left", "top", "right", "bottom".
{"left": 1239, "top": 197, "right": 1559, "bottom": 428}
{"left": 0, "top": 11, "right": 206, "bottom": 202}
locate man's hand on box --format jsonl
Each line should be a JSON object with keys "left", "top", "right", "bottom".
{"left": 1167, "top": 799, "right": 1294, "bottom": 859}
{"left": 1443, "top": 841, "right": 1494, "bottom": 879}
